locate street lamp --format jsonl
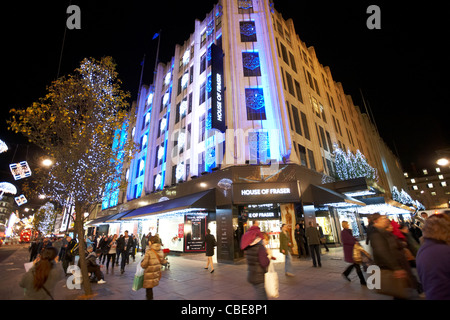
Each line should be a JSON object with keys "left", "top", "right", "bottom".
{"left": 437, "top": 158, "right": 449, "bottom": 166}
{"left": 42, "top": 159, "right": 53, "bottom": 167}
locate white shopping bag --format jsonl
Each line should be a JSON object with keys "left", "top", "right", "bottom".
{"left": 135, "top": 258, "right": 144, "bottom": 276}
{"left": 265, "top": 262, "right": 279, "bottom": 298}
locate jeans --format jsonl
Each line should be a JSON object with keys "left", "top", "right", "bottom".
{"left": 106, "top": 253, "right": 116, "bottom": 270}
{"left": 121, "top": 252, "right": 129, "bottom": 271}
{"left": 284, "top": 251, "right": 293, "bottom": 274}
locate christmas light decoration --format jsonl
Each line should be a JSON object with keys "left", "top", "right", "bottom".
{"left": 332, "top": 144, "right": 378, "bottom": 182}
{"left": 9, "top": 161, "right": 32, "bottom": 180}
{"left": 15, "top": 195, "right": 27, "bottom": 206}
{"left": 0, "top": 139, "right": 8, "bottom": 154}
{"left": 0, "top": 182, "right": 17, "bottom": 200}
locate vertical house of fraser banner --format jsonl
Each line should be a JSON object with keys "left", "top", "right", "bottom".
{"left": 211, "top": 44, "right": 226, "bottom": 133}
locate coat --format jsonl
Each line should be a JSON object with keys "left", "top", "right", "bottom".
{"left": 19, "top": 262, "right": 64, "bottom": 300}
{"left": 205, "top": 234, "right": 216, "bottom": 257}
{"left": 140, "top": 243, "right": 165, "bottom": 289}
{"left": 279, "top": 231, "right": 292, "bottom": 254}
{"left": 341, "top": 228, "right": 357, "bottom": 263}
{"left": 245, "top": 239, "right": 270, "bottom": 285}
{"left": 416, "top": 239, "right": 450, "bottom": 300}
{"left": 305, "top": 226, "right": 321, "bottom": 245}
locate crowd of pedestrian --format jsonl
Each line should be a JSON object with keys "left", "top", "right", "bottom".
{"left": 18, "top": 211, "right": 450, "bottom": 300}
{"left": 240, "top": 212, "right": 450, "bottom": 300}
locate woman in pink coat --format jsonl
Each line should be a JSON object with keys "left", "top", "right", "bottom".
{"left": 341, "top": 221, "right": 367, "bottom": 285}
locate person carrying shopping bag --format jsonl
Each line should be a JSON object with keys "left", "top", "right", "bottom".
{"left": 341, "top": 221, "right": 367, "bottom": 285}
{"left": 140, "top": 235, "right": 166, "bottom": 300}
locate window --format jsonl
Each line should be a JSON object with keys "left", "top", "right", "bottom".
{"left": 298, "top": 144, "right": 307, "bottom": 167}
{"left": 319, "top": 125, "right": 329, "bottom": 152}
{"left": 200, "top": 31, "right": 207, "bottom": 48}
{"left": 188, "top": 92, "right": 193, "bottom": 113}
{"left": 242, "top": 52, "right": 261, "bottom": 77}
{"left": 200, "top": 53, "right": 207, "bottom": 74}
{"left": 199, "top": 81, "right": 206, "bottom": 105}
{"left": 307, "top": 71, "right": 314, "bottom": 90}
{"left": 280, "top": 43, "right": 289, "bottom": 65}
{"left": 276, "top": 21, "right": 283, "bottom": 35}
{"left": 300, "top": 111, "right": 310, "bottom": 140}
{"left": 441, "top": 181, "right": 448, "bottom": 187}
{"left": 245, "top": 88, "right": 266, "bottom": 120}
{"left": 289, "top": 52, "right": 297, "bottom": 73}
{"left": 249, "top": 131, "right": 270, "bottom": 164}
{"left": 199, "top": 114, "right": 206, "bottom": 142}
{"left": 238, "top": 0, "right": 253, "bottom": 13}
{"left": 285, "top": 71, "right": 295, "bottom": 96}
{"left": 308, "top": 149, "right": 316, "bottom": 171}
{"left": 294, "top": 80, "right": 303, "bottom": 103}
{"left": 240, "top": 21, "right": 257, "bottom": 42}
{"left": 291, "top": 105, "right": 302, "bottom": 136}
{"left": 313, "top": 78, "right": 320, "bottom": 96}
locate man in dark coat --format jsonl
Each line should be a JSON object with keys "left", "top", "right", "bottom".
{"left": 117, "top": 231, "right": 132, "bottom": 274}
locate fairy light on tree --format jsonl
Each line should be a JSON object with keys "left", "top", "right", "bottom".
{"left": 8, "top": 57, "right": 137, "bottom": 296}
{"left": 332, "top": 144, "right": 378, "bottom": 182}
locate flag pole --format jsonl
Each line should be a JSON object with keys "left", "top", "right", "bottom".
{"left": 153, "top": 30, "right": 162, "bottom": 84}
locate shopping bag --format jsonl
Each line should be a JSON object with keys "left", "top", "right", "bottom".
{"left": 135, "top": 259, "right": 144, "bottom": 276}
{"left": 376, "top": 269, "right": 410, "bottom": 299}
{"left": 132, "top": 274, "right": 144, "bottom": 291}
{"left": 264, "top": 262, "right": 279, "bottom": 298}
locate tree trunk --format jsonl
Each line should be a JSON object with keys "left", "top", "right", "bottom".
{"left": 74, "top": 201, "right": 92, "bottom": 296}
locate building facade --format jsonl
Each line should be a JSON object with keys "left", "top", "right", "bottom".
{"left": 91, "top": 0, "right": 412, "bottom": 263}
{"left": 405, "top": 165, "right": 450, "bottom": 212}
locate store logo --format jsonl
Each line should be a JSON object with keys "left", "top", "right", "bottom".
{"left": 241, "top": 188, "right": 291, "bottom": 196}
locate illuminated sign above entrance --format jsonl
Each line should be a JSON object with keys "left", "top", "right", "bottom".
{"left": 233, "top": 182, "right": 300, "bottom": 204}
{"left": 241, "top": 188, "right": 291, "bottom": 196}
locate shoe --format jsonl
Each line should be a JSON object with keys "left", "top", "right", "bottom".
{"left": 204, "top": 267, "right": 209, "bottom": 270}
{"left": 97, "top": 279, "right": 106, "bottom": 284}
{"left": 285, "top": 272, "right": 295, "bottom": 277}
{"left": 210, "top": 269, "right": 214, "bottom": 273}
{"left": 342, "top": 273, "right": 351, "bottom": 282}
{"left": 121, "top": 269, "right": 124, "bottom": 274}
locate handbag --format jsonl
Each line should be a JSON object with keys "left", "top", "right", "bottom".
{"left": 376, "top": 269, "right": 410, "bottom": 299}
{"left": 264, "top": 261, "right": 279, "bottom": 299}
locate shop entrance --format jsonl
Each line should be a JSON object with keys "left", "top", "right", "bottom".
{"left": 239, "top": 203, "right": 282, "bottom": 251}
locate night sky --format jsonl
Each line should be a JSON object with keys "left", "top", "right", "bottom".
{"left": 1, "top": 1, "right": 448, "bottom": 208}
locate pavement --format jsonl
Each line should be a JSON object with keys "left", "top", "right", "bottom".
{"left": 2, "top": 243, "right": 426, "bottom": 301}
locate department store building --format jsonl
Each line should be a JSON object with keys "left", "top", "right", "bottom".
{"left": 86, "top": 0, "right": 413, "bottom": 263}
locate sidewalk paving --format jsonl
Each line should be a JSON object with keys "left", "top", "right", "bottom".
{"left": 56, "top": 246, "right": 397, "bottom": 300}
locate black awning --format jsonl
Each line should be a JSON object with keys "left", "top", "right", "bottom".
{"left": 86, "top": 213, "right": 117, "bottom": 226}
{"left": 105, "top": 209, "right": 135, "bottom": 223}
{"left": 311, "top": 185, "right": 366, "bottom": 207}
{"left": 122, "top": 189, "right": 216, "bottom": 220}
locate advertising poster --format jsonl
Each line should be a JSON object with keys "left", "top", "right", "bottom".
{"left": 281, "top": 203, "right": 297, "bottom": 255}
{"left": 184, "top": 214, "right": 206, "bottom": 252}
